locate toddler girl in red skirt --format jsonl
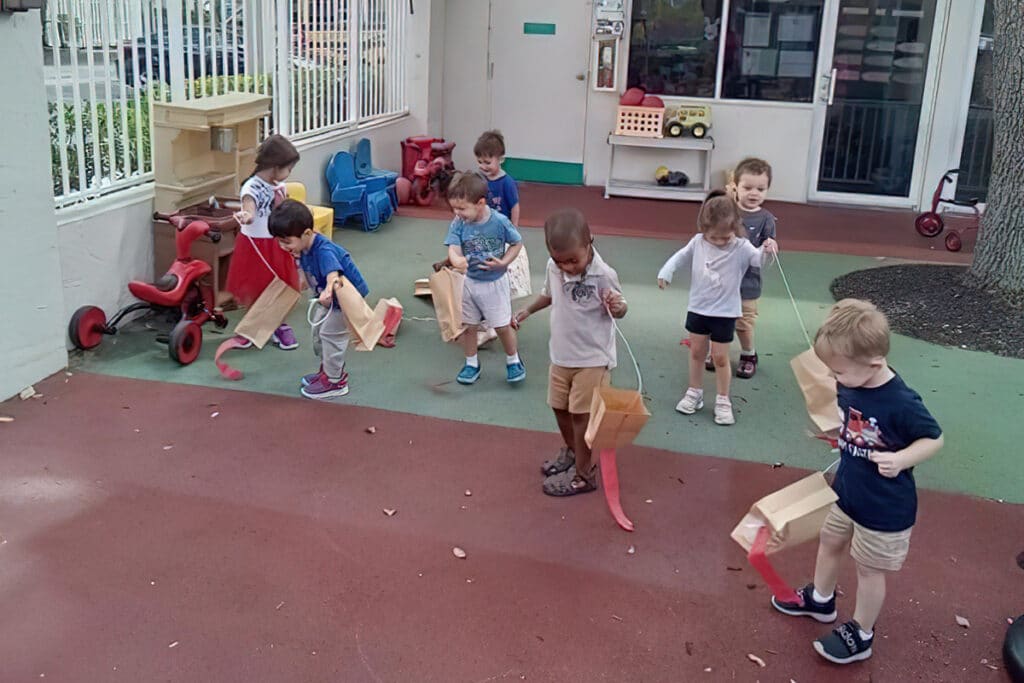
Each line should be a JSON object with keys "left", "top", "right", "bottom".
{"left": 227, "top": 134, "right": 303, "bottom": 349}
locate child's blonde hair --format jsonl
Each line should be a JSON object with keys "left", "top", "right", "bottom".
{"left": 697, "top": 189, "right": 745, "bottom": 238}
{"left": 814, "top": 298, "right": 890, "bottom": 361}
{"left": 445, "top": 171, "right": 488, "bottom": 203}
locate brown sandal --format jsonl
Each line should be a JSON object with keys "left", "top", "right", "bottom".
{"left": 542, "top": 466, "right": 597, "bottom": 497}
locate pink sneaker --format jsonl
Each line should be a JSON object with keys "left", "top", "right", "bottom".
{"left": 272, "top": 324, "right": 299, "bottom": 350}
{"left": 301, "top": 366, "right": 347, "bottom": 387}
{"left": 301, "top": 375, "right": 349, "bottom": 399}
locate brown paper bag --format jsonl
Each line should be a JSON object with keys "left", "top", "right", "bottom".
{"left": 428, "top": 267, "right": 466, "bottom": 342}
{"left": 790, "top": 348, "right": 842, "bottom": 433}
{"left": 335, "top": 277, "right": 401, "bottom": 351}
{"left": 585, "top": 386, "right": 651, "bottom": 450}
{"left": 730, "top": 471, "right": 838, "bottom": 555}
{"left": 234, "top": 276, "right": 301, "bottom": 349}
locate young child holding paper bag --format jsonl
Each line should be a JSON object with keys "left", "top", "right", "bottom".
{"left": 515, "top": 208, "right": 627, "bottom": 496}
{"left": 771, "top": 299, "right": 943, "bottom": 665}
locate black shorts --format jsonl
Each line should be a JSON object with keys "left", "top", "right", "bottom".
{"left": 685, "top": 311, "right": 736, "bottom": 343}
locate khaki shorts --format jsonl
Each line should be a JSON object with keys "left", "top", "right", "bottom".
{"left": 735, "top": 298, "right": 759, "bottom": 333}
{"left": 821, "top": 504, "right": 913, "bottom": 572}
{"left": 547, "top": 365, "right": 610, "bottom": 414}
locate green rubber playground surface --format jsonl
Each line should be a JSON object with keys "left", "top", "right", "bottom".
{"left": 70, "top": 216, "right": 1024, "bottom": 503}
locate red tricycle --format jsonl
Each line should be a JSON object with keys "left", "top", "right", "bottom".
{"left": 914, "top": 168, "right": 981, "bottom": 252}
{"left": 68, "top": 211, "right": 237, "bottom": 365}
{"left": 399, "top": 135, "right": 456, "bottom": 206}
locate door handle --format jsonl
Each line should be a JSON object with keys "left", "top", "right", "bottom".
{"left": 827, "top": 67, "right": 837, "bottom": 106}
{"left": 575, "top": 72, "right": 586, "bottom": 81}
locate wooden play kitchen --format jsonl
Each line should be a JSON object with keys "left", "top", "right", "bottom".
{"left": 151, "top": 92, "right": 271, "bottom": 306}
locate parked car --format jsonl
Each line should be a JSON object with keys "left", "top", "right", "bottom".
{"left": 123, "top": 27, "right": 245, "bottom": 88}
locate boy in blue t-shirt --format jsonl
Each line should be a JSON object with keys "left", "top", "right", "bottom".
{"left": 442, "top": 172, "right": 525, "bottom": 385}
{"left": 269, "top": 200, "right": 368, "bottom": 400}
{"left": 474, "top": 130, "right": 520, "bottom": 225}
{"left": 771, "top": 299, "right": 943, "bottom": 665}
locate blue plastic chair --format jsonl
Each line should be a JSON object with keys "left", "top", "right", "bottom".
{"left": 352, "top": 137, "right": 399, "bottom": 209}
{"left": 326, "top": 151, "right": 392, "bottom": 232}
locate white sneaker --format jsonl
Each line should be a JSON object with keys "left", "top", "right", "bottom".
{"left": 675, "top": 389, "right": 704, "bottom": 414}
{"left": 714, "top": 396, "right": 735, "bottom": 425}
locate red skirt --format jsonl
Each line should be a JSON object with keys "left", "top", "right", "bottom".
{"left": 226, "top": 234, "right": 301, "bottom": 307}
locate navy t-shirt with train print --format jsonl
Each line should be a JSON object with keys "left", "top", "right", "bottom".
{"left": 833, "top": 372, "right": 942, "bottom": 532}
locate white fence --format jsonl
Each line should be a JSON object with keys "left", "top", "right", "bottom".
{"left": 45, "top": 0, "right": 409, "bottom": 208}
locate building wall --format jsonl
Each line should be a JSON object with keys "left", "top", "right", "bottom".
{"left": 0, "top": 10, "right": 68, "bottom": 401}
{"left": 442, "top": 0, "right": 981, "bottom": 210}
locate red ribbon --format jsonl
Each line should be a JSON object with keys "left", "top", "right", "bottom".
{"left": 747, "top": 526, "right": 800, "bottom": 604}
{"left": 599, "top": 448, "right": 634, "bottom": 532}
{"left": 214, "top": 337, "right": 248, "bottom": 380}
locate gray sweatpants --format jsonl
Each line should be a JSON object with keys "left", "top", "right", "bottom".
{"left": 311, "top": 302, "right": 350, "bottom": 381}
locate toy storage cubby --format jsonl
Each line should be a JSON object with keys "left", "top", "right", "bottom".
{"left": 151, "top": 92, "right": 271, "bottom": 307}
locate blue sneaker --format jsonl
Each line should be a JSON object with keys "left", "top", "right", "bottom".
{"left": 457, "top": 364, "right": 482, "bottom": 385}
{"left": 506, "top": 361, "right": 526, "bottom": 383}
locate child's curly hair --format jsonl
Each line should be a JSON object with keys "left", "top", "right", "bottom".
{"left": 473, "top": 130, "right": 506, "bottom": 159}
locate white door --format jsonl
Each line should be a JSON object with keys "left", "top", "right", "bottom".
{"left": 488, "top": 1, "right": 591, "bottom": 183}
{"left": 807, "top": 0, "right": 947, "bottom": 208}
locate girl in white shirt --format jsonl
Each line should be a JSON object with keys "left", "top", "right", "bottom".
{"left": 226, "top": 134, "right": 302, "bottom": 350}
{"left": 657, "top": 190, "right": 776, "bottom": 425}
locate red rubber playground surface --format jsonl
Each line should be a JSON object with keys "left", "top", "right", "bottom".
{"left": 1, "top": 372, "right": 1019, "bottom": 682}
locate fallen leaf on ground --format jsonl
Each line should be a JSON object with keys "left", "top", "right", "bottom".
{"left": 677, "top": 478, "right": 685, "bottom": 485}
{"left": 365, "top": 426, "right": 377, "bottom": 434}
{"left": 210, "top": 412, "right": 220, "bottom": 418}
{"left": 747, "top": 653, "right": 766, "bottom": 667}
{"left": 383, "top": 508, "right": 397, "bottom": 517}
{"left": 955, "top": 615, "right": 970, "bottom": 628}
{"left": 746, "top": 584, "right": 757, "bottom": 590}
{"left": 771, "top": 462, "right": 784, "bottom": 469}
{"left": 645, "top": 499, "right": 653, "bottom": 504}
{"left": 610, "top": 614, "right": 623, "bottom": 622}
{"left": 684, "top": 641, "right": 693, "bottom": 656}
{"left": 0, "top": 416, "right": 13, "bottom": 423}
{"left": 275, "top": 602, "right": 285, "bottom": 610}
{"left": 19, "top": 386, "right": 36, "bottom": 400}
{"left": 452, "top": 547, "right": 467, "bottom": 559}
{"left": 168, "top": 641, "right": 179, "bottom": 648}
{"left": 627, "top": 545, "right": 636, "bottom": 555}
{"left": 162, "top": 445, "right": 174, "bottom": 451}
{"left": 464, "top": 489, "right": 472, "bottom": 497}
{"left": 726, "top": 566, "right": 743, "bottom": 572}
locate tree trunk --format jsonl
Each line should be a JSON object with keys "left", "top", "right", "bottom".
{"left": 966, "top": 0, "right": 1024, "bottom": 300}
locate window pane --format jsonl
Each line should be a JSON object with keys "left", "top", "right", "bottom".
{"left": 956, "top": 0, "right": 992, "bottom": 203}
{"left": 721, "top": 0, "right": 825, "bottom": 102}
{"left": 627, "top": 0, "right": 724, "bottom": 97}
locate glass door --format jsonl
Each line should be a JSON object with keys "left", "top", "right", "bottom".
{"left": 954, "top": 0, "right": 993, "bottom": 203}
{"left": 809, "top": 0, "right": 940, "bottom": 202}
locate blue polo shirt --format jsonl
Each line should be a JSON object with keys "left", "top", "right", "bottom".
{"left": 299, "top": 233, "right": 369, "bottom": 298}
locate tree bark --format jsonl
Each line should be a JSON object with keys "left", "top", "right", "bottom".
{"left": 966, "top": 0, "right": 1024, "bottom": 300}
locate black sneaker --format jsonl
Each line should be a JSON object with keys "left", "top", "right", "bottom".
{"left": 771, "top": 583, "right": 837, "bottom": 623}
{"left": 813, "top": 620, "right": 873, "bottom": 664}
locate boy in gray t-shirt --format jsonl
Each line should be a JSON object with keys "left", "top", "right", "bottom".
{"left": 723, "top": 158, "right": 778, "bottom": 379}
{"left": 514, "top": 209, "right": 627, "bottom": 497}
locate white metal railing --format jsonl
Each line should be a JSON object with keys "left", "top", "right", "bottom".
{"left": 46, "top": 0, "right": 408, "bottom": 207}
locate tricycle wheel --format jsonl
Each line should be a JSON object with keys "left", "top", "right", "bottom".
{"left": 168, "top": 319, "right": 203, "bottom": 365}
{"left": 691, "top": 123, "right": 707, "bottom": 138}
{"left": 944, "top": 231, "right": 963, "bottom": 252}
{"left": 915, "top": 212, "right": 943, "bottom": 237}
{"left": 69, "top": 305, "right": 107, "bottom": 350}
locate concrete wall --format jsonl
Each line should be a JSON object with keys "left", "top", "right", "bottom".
{"left": 0, "top": 10, "right": 68, "bottom": 401}
{"left": 441, "top": 0, "right": 981, "bottom": 209}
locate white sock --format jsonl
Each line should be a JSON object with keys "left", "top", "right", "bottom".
{"left": 812, "top": 588, "right": 833, "bottom": 603}
{"left": 465, "top": 354, "right": 479, "bottom": 368}
{"left": 859, "top": 628, "right": 873, "bottom": 640}
{"left": 506, "top": 352, "right": 520, "bottom": 364}
{"left": 742, "top": 348, "right": 755, "bottom": 355}
{"left": 716, "top": 394, "right": 730, "bottom": 404}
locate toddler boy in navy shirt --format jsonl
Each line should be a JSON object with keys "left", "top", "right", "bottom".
{"left": 772, "top": 299, "right": 943, "bottom": 665}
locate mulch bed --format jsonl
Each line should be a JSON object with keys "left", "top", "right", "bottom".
{"left": 830, "top": 264, "right": 1024, "bottom": 359}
